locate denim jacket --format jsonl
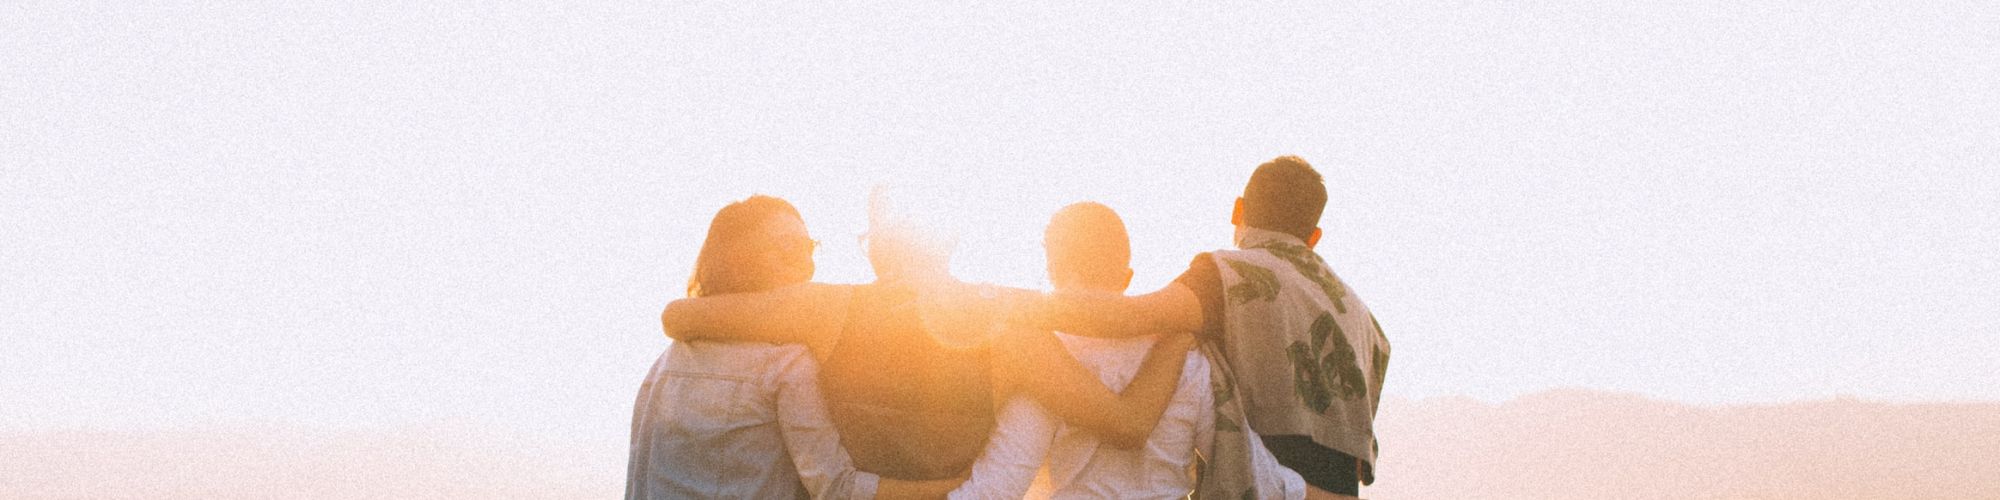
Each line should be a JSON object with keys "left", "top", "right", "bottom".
{"left": 627, "top": 341, "right": 879, "bottom": 500}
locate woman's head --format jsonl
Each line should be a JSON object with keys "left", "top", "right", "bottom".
{"left": 687, "top": 195, "right": 816, "bottom": 297}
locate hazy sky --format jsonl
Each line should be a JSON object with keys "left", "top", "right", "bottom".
{"left": 5, "top": 0, "right": 1996, "bottom": 449}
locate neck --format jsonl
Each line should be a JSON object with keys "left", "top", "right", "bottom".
{"left": 1234, "top": 225, "right": 1304, "bottom": 249}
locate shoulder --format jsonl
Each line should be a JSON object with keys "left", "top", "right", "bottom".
{"left": 1189, "top": 251, "right": 1220, "bottom": 269}
{"left": 1206, "top": 247, "right": 1276, "bottom": 268}
{"left": 666, "top": 341, "right": 816, "bottom": 386}
{"left": 1174, "top": 252, "right": 1223, "bottom": 288}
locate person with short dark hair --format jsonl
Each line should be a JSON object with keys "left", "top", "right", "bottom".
{"left": 1031, "top": 156, "right": 1392, "bottom": 499}
{"left": 1239, "top": 156, "right": 1330, "bottom": 242}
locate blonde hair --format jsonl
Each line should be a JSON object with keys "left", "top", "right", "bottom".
{"left": 687, "top": 195, "right": 805, "bottom": 297}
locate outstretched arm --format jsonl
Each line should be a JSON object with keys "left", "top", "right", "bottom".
{"left": 1029, "top": 282, "right": 1205, "bottom": 339}
{"left": 660, "top": 282, "right": 849, "bottom": 357}
{"left": 993, "top": 327, "right": 1195, "bottom": 449}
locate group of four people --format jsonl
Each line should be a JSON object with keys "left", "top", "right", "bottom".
{"left": 629, "top": 156, "right": 1390, "bottom": 499}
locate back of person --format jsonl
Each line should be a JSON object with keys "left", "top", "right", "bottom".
{"left": 1040, "top": 332, "right": 1208, "bottom": 498}
{"left": 628, "top": 341, "right": 814, "bottom": 500}
{"left": 819, "top": 282, "right": 999, "bottom": 480}
{"left": 634, "top": 195, "right": 848, "bottom": 499}
{"left": 1207, "top": 231, "right": 1387, "bottom": 483}
{"left": 1036, "top": 333, "right": 1309, "bottom": 500}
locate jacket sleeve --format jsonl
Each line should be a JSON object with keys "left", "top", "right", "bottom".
{"left": 775, "top": 352, "right": 881, "bottom": 500}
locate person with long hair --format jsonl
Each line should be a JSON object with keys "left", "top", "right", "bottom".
{"left": 627, "top": 195, "right": 962, "bottom": 499}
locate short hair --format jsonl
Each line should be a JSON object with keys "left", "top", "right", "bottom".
{"left": 1241, "top": 156, "right": 1327, "bottom": 241}
{"left": 687, "top": 195, "right": 805, "bottom": 297}
{"left": 1044, "top": 202, "right": 1131, "bottom": 289}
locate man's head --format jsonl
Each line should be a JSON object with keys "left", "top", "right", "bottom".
{"left": 687, "top": 195, "right": 815, "bottom": 297}
{"left": 1232, "top": 155, "right": 1327, "bottom": 246}
{"left": 1044, "top": 202, "right": 1134, "bottom": 293}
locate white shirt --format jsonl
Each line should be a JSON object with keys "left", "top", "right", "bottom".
{"left": 948, "top": 334, "right": 1306, "bottom": 500}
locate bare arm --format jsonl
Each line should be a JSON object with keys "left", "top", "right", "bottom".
{"left": 994, "top": 327, "right": 1195, "bottom": 449}
{"left": 873, "top": 477, "right": 967, "bottom": 500}
{"left": 1030, "top": 282, "right": 1204, "bottom": 339}
{"left": 660, "top": 282, "right": 849, "bottom": 357}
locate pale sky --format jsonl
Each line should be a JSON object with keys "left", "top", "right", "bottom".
{"left": 5, "top": 0, "right": 1996, "bottom": 453}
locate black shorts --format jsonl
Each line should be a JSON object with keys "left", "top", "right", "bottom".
{"left": 1260, "top": 435, "right": 1359, "bottom": 495}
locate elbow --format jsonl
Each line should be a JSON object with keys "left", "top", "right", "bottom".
{"left": 1146, "top": 312, "right": 1198, "bottom": 338}
{"left": 1101, "top": 420, "right": 1153, "bottom": 450}
{"left": 660, "top": 302, "right": 693, "bottom": 341}
{"left": 1104, "top": 431, "right": 1147, "bottom": 450}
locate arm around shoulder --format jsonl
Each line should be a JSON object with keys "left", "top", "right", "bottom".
{"left": 994, "top": 327, "right": 1195, "bottom": 449}
{"left": 661, "top": 282, "right": 851, "bottom": 351}
{"left": 1035, "top": 282, "right": 1204, "bottom": 339}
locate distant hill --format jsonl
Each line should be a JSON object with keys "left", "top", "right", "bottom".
{"left": 0, "top": 424, "right": 614, "bottom": 499}
{"left": 1366, "top": 389, "right": 2000, "bottom": 499}
{"left": 6, "top": 389, "right": 1997, "bottom": 499}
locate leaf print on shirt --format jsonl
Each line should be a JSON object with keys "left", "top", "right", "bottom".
{"left": 1214, "top": 412, "right": 1243, "bottom": 432}
{"left": 1212, "top": 375, "right": 1243, "bottom": 433}
{"left": 1223, "top": 259, "right": 1280, "bottom": 304}
{"left": 1323, "top": 315, "right": 1368, "bottom": 401}
{"left": 1369, "top": 314, "right": 1390, "bottom": 395}
{"left": 1255, "top": 242, "right": 1348, "bottom": 314}
{"left": 1289, "top": 312, "right": 1370, "bottom": 413}
{"left": 1287, "top": 340, "right": 1332, "bottom": 413}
